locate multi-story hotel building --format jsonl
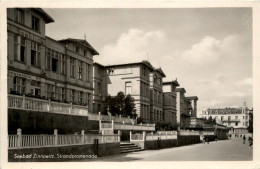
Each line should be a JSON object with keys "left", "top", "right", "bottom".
{"left": 162, "top": 80, "right": 180, "bottom": 125}
{"left": 201, "top": 103, "right": 251, "bottom": 134}
{"left": 149, "top": 68, "right": 166, "bottom": 123}
{"left": 7, "top": 8, "right": 98, "bottom": 113}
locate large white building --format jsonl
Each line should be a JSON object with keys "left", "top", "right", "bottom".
{"left": 201, "top": 103, "right": 251, "bottom": 134}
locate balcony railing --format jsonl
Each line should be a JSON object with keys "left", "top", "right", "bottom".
{"left": 8, "top": 94, "right": 88, "bottom": 116}
{"left": 222, "top": 119, "right": 240, "bottom": 122}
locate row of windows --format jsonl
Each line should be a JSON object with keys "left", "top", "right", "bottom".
{"left": 213, "top": 115, "right": 248, "bottom": 121}
{"left": 45, "top": 48, "right": 65, "bottom": 74}
{"left": 14, "top": 35, "right": 41, "bottom": 67}
{"left": 12, "top": 76, "right": 91, "bottom": 105}
{"left": 13, "top": 35, "right": 92, "bottom": 81}
{"left": 13, "top": 9, "right": 40, "bottom": 32}
{"left": 141, "top": 104, "right": 149, "bottom": 120}
{"left": 153, "top": 90, "right": 162, "bottom": 104}
{"left": 153, "top": 75, "right": 162, "bottom": 85}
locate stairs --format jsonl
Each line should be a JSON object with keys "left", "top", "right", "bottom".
{"left": 120, "top": 142, "right": 143, "bottom": 154}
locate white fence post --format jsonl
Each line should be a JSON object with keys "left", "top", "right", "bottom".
{"left": 17, "top": 128, "right": 22, "bottom": 148}
{"left": 22, "top": 95, "right": 25, "bottom": 109}
{"left": 98, "top": 111, "right": 101, "bottom": 120}
{"left": 54, "top": 129, "right": 58, "bottom": 145}
{"left": 112, "top": 120, "right": 114, "bottom": 131}
{"left": 70, "top": 103, "right": 73, "bottom": 114}
{"left": 102, "top": 130, "right": 104, "bottom": 143}
{"left": 48, "top": 99, "right": 51, "bottom": 112}
{"left": 118, "top": 130, "right": 121, "bottom": 142}
{"left": 81, "top": 130, "right": 85, "bottom": 144}
{"left": 143, "top": 131, "right": 146, "bottom": 141}
{"left": 130, "top": 131, "right": 132, "bottom": 141}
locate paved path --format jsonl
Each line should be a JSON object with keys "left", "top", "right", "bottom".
{"left": 89, "top": 137, "right": 252, "bottom": 161}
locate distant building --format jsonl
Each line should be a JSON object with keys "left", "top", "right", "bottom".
{"left": 175, "top": 88, "right": 199, "bottom": 128}
{"left": 162, "top": 80, "right": 180, "bottom": 125}
{"left": 201, "top": 103, "right": 251, "bottom": 134}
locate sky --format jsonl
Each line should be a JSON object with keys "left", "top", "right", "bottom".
{"left": 44, "top": 8, "right": 252, "bottom": 115}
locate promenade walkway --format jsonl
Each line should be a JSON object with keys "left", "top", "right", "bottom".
{"left": 89, "top": 137, "right": 252, "bottom": 161}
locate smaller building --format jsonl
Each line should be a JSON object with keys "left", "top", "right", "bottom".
{"left": 201, "top": 103, "right": 251, "bottom": 134}
{"left": 162, "top": 79, "right": 179, "bottom": 125}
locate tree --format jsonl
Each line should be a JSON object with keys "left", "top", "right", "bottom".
{"left": 103, "top": 91, "right": 136, "bottom": 118}
{"left": 248, "top": 111, "right": 253, "bottom": 133}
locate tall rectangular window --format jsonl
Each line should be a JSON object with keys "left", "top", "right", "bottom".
{"left": 45, "top": 48, "right": 51, "bottom": 70}
{"left": 13, "top": 76, "right": 25, "bottom": 94}
{"left": 30, "top": 80, "right": 40, "bottom": 96}
{"left": 78, "top": 91, "right": 83, "bottom": 104}
{"left": 228, "top": 116, "right": 231, "bottom": 121}
{"left": 60, "top": 54, "right": 65, "bottom": 74}
{"left": 78, "top": 61, "right": 83, "bottom": 79}
{"left": 31, "top": 41, "right": 40, "bottom": 67}
{"left": 70, "top": 57, "right": 75, "bottom": 77}
{"left": 14, "top": 35, "right": 26, "bottom": 63}
{"left": 52, "top": 51, "right": 58, "bottom": 72}
{"left": 32, "top": 16, "right": 40, "bottom": 32}
{"left": 87, "top": 93, "right": 91, "bottom": 106}
{"left": 86, "top": 64, "right": 91, "bottom": 81}
{"left": 15, "top": 9, "right": 24, "bottom": 24}
{"left": 221, "top": 116, "right": 224, "bottom": 121}
{"left": 125, "top": 82, "right": 132, "bottom": 95}
{"left": 71, "top": 89, "right": 75, "bottom": 103}
{"left": 97, "top": 82, "right": 101, "bottom": 95}
{"left": 61, "top": 88, "right": 65, "bottom": 101}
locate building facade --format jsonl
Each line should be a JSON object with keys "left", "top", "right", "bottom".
{"left": 103, "top": 61, "right": 154, "bottom": 121}
{"left": 93, "top": 62, "right": 107, "bottom": 114}
{"left": 162, "top": 80, "right": 179, "bottom": 125}
{"left": 149, "top": 68, "right": 166, "bottom": 123}
{"left": 7, "top": 8, "right": 98, "bottom": 113}
{"left": 201, "top": 103, "right": 251, "bottom": 134}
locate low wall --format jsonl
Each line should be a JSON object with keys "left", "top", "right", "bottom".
{"left": 8, "top": 109, "right": 99, "bottom": 134}
{"left": 177, "top": 135, "right": 200, "bottom": 146}
{"left": 8, "top": 142, "right": 120, "bottom": 162}
{"left": 144, "top": 139, "right": 177, "bottom": 150}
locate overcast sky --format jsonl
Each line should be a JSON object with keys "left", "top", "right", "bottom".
{"left": 44, "top": 8, "right": 252, "bottom": 115}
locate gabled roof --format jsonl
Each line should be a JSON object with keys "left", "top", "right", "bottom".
{"left": 105, "top": 60, "right": 154, "bottom": 71}
{"left": 59, "top": 38, "right": 99, "bottom": 55}
{"left": 154, "top": 68, "right": 166, "bottom": 78}
{"left": 163, "top": 79, "right": 180, "bottom": 86}
{"left": 34, "top": 8, "right": 54, "bottom": 24}
{"left": 176, "top": 88, "right": 186, "bottom": 93}
{"left": 186, "top": 96, "right": 199, "bottom": 101}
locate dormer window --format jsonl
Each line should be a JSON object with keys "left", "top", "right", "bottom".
{"left": 76, "top": 46, "right": 80, "bottom": 53}
{"left": 15, "top": 9, "right": 24, "bottom": 24}
{"left": 32, "top": 16, "right": 40, "bottom": 32}
{"left": 84, "top": 50, "right": 87, "bottom": 56}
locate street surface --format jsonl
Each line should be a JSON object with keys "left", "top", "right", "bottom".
{"left": 89, "top": 137, "right": 252, "bottom": 161}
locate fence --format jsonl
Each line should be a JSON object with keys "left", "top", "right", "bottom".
{"left": 87, "top": 112, "right": 137, "bottom": 124}
{"left": 8, "top": 128, "right": 120, "bottom": 149}
{"left": 130, "top": 131, "right": 145, "bottom": 141}
{"left": 8, "top": 94, "right": 88, "bottom": 116}
{"left": 146, "top": 131, "right": 178, "bottom": 141}
{"left": 179, "top": 130, "right": 200, "bottom": 136}
{"left": 114, "top": 123, "right": 155, "bottom": 131}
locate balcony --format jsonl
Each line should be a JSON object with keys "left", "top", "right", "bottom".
{"left": 221, "top": 119, "right": 240, "bottom": 122}
{"left": 8, "top": 94, "right": 88, "bottom": 116}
